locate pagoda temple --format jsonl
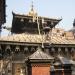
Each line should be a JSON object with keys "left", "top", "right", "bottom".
{"left": 0, "top": 1, "right": 75, "bottom": 75}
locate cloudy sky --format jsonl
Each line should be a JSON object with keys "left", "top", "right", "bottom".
{"left": 2, "top": 0, "right": 75, "bottom": 35}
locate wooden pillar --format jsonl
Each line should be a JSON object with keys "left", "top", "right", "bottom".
{"left": 25, "top": 60, "right": 28, "bottom": 75}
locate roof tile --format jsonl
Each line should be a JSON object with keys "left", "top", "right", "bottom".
{"left": 29, "top": 47, "right": 54, "bottom": 60}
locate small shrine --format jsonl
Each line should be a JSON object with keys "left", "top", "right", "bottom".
{"left": 26, "top": 47, "right": 54, "bottom": 75}
{"left": 26, "top": 47, "right": 72, "bottom": 75}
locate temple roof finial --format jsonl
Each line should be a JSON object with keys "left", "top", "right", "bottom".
{"left": 28, "top": 0, "right": 37, "bottom": 16}
{"left": 31, "top": 0, "right": 34, "bottom": 11}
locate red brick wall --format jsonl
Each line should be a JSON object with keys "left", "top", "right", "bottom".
{"left": 32, "top": 64, "right": 50, "bottom": 75}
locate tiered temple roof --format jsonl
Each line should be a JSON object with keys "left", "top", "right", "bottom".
{"left": 0, "top": 28, "right": 75, "bottom": 44}
{"left": 11, "top": 13, "right": 61, "bottom": 34}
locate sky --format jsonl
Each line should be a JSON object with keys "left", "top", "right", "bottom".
{"left": 2, "top": 0, "right": 75, "bottom": 35}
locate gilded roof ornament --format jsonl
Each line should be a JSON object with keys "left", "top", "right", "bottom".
{"left": 28, "top": 0, "right": 37, "bottom": 16}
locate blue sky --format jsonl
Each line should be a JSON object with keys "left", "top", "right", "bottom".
{"left": 2, "top": 0, "right": 75, "bottom": 35}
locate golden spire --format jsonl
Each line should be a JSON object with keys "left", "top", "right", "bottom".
{"left": 31, "top": 1, "right": 34, "bottom": 12}
{"left": 28, "top": 0, "right": 37, "bottom": 16}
